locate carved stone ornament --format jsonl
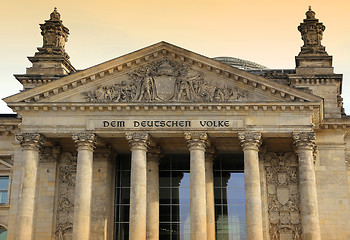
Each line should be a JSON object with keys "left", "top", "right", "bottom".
{"left": 264, "top": 152, "right": 302, "bottom": 240}
{"left": 55, "top": 152, "right": 76, "bottom": 240}
{"left": 292, "top": 132, "right": 316, "bottom": 152}
{"left": 16, "top": 133, "right": 46, "bottom": 150}
{"left": 238, "top": 132, "right": 262, "bottom": 151}
{"left": 71, "top": 132, "right": 97, "bottom": 151}
{"left": 82, "top": 59, "right": 248, "bottom": 103}
{"left": 38, "top": 8, "right": 70, "bottom": 57}
{"left": 298, "top": 7, "right": 327, "bottom": 55}
{"left": 125, "top": 132, "right": 150, "bottom": 151}
{"left": 39, "top": 146, "right": 60, "bottom": 162}
{"left": 184, "top": 132, "right": 209, "bottom": 151}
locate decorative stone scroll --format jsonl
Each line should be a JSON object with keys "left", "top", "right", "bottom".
{"left": 264, "top": 152, "right": 302, "bottom": 240}
{"left": 16, "top": 133, "right": 46, "bottom": 150}
{"left": 238, "top": 132, "right": 262, "bottom": 151}
{"left": 55, "top": 152, "right": 77, "bottom": 240}
{"left": 82, "top": 59, "right": 248, "bottom": 103}
{"left": 184, "top": 132, "right": 210, "bottom": 151}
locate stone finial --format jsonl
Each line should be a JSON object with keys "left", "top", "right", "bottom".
{"left": 50, "top": 7, "right": 61, "bottom": 21}
{"left": 40, "top": 8, "right": 70, "bottom": 54}
{"left": 16, "top": 133, "right": 47, "bottom": 150}
{"left": 238, "top": 132, "right": 262, "bottom": 151}
{"left": 297, "top": 6, "right": 327, "bottom": 55}
{"left": 292, "top": 132, "right": 316, "bottom": 151}
{"left": 184, "top": 132, "right": 209, "bottom": 151}
{"left": 125, "top": 132, "right": 150, "bottom": 151}
{"left": 71, "top": 132, "right": 97, "bottom": 151}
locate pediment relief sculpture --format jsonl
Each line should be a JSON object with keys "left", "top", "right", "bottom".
{"left": 82, "top": 59, "right": 248, "bottom": 103}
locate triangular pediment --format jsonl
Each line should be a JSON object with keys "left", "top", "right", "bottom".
{"left": 4, "top": 42, "right": 322, "bottom": 106}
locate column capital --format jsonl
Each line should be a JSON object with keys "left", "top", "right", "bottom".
{"left": 126, "top": 132, "right": 149, "bottom": 151}
{"left": 16, "top": 132, "right": 46, "bottom": 151}
{"left": 292, "top": 132, "right": 316, "bottom": 151}
{"left": 238, "top": 132, "right": 262, "bottom": 151}
{"left": 147, "top": 145, "right": 162, "bottom": 164}
{"left": 39, "top": 146, "right": 60, "bottom": 163}
{"left": 71, "top": 132, "right": 97, "bottom": 151}
{"left": 184, "top": 132, "right": 209, "bottom": 151}
{"left": 205, "top": 146, "right": 216, "bottom": 164}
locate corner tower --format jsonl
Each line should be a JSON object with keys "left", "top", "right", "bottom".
{"left": 15, "top": 8, "right": 76, "bottom": 90}
{"left": 290, "top": 7, "right": 344, "bottom": 118}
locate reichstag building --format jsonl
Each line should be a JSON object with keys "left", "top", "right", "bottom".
{"left": 0, "top": 6, "right": 349, "bottom": 240}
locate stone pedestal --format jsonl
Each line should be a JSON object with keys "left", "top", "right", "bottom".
{"left": 205, "top": 147, "right": 216, "bottom": 240}
{"left": 185, "top": 132, "right": 208, "bottom": 240}
{"left": 126, "top": 132, "right": 149, "bottom": 240}
{"left": 293, "top": 132, "right": 321, "bottom": 240}
{"left": 146, "top": 145, "right": 161, "bottom": 240}
{"left": 238, "top": 132, "right": 264, "bottom": 240}
{"left": 15, "top": 133, "right": 46, "bottom": 240}
{"left": 71, "top": 132, "right": 97, "bottom": 240}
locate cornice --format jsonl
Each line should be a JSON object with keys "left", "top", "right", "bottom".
{"left": 4, "top": 42, "right": 322, "bottom": 104}
{"left": 8, "top": 101, "right": 321, "bottom": 113}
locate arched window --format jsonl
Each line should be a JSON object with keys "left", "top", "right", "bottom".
{"left": 0, "top": 226, "right": 7, "bottom": 240}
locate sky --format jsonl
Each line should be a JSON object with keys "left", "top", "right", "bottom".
{"left": 0, "top": 0, "right": 349, "bottom": 113}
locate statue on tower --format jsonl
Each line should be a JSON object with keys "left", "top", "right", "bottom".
{"left": 37, "top": 8, "right": 70, "bottom": 57}
{"left": 297, "top": 6, "right": 328, "bottom": 55}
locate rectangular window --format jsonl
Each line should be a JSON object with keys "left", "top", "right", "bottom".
{"left": 0, "top": 176, "right": 9, "bottom": 204}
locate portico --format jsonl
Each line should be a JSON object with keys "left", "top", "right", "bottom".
{"left": 4, "top": 8, "right": 342, "bottom": 239}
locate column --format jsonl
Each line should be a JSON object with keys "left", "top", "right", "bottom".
{"left": 205, "top": 147, "right": 216, "bottom": 240}
{"left": 146, "top": 145, "right": 161, "bottom": 240}
{"left": 15, "top": 133, "right": 46, "bottom": 240}
{"left": 184, "top": 132, "right": 208, "bottom": 240}
{"left": 126, "top": 132, "right": 149, "bottom": 240}
{"left": 71, "top": 132, "right": 97, "bottom": 240}
{"left": 238, "top": 132, "right": 263, "bottom": 240}
{"left": 292, "top": 132, "right": 321, "bottom": 240}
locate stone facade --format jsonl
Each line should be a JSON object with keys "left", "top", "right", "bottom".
{"left": 1, "top": 7, "right": 350, "bottom": 240}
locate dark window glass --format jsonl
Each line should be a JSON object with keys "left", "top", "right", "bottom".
{"left": 159, "top": 155, "right": 190, "bottom": 240}
{"left": 0, "top": 177, "right": 9, "bottom": 204}
{"left": 214, "top": 154, "right": 246, "bottom": 240}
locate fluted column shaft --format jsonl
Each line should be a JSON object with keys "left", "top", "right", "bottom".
{"left": 293, "top": 132, "right": 321, "bottom": 240}
{"left": 205, "top": 147, "right": 216, "bottom": 240}
{"left": 15, "top": 133, "right": 46, "bottom": 240}
{"left": 126, "top": 132, "right": 149, "bottom": 240}
{"left": 185, "top": 132, "right": 208, "bottom": 240}
{"left": 146, "top": 146, "right": 161, "bottom": 240}
{"left": 72, "top": 132, "right": 97, "bottom": 240}
{"left": 238, "top": 132, "right": 263, "bottom": 240}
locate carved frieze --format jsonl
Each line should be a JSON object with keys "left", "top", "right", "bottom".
{"left": 55, "top": 152, "right": 77, "bottom": 240}
{"left": 264, "top": 152, "right": 302, "bottom": 240}
{"left": 82, "top": 59, "right": 248, "bottom": 103}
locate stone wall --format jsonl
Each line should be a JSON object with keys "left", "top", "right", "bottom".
{"left": 315, "top": 129, "right": 350, "bottom": 239}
